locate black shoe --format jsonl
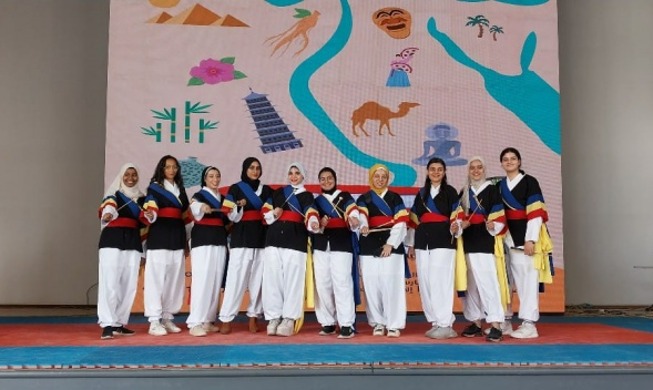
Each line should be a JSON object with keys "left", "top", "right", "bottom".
{"left": 462, "top": 323, "right": 483, "bottom": 338}
{"left": 113, "top": 326, "right": 135, "bottom": 336}
{"left": 101, "top": 326, "right": 114, "bottom": 340}
{"left": 337, "top": 326, "right": 355, "bottom": 339}
{"left": 486, "top": 327, "right": 503, "bottom": 342}
{"left": 319, "top": 325, "right": 337, "bottom": 336}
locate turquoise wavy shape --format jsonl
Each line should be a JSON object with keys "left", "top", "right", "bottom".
{"left": 265, "top": 0, "right": 304, "bottom": 6}
{"left": 288, "top": 0, "right": 417, "bottom": 185}
{"left": 427, "top": 17, "right": 560, "bottom": 154}
{"left": 457, "top": 0, "right": 549, "bottom": 5}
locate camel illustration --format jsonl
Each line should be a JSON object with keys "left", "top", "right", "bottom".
{"left": 351, "top": 101, "right": 420, "bottom": 136}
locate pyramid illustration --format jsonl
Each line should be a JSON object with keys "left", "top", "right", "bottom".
{"left": 147, "top": 12, "right": 173, "bottom": 24}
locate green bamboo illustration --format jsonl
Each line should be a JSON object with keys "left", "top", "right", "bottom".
{"left": 198, "top": 118, "right": 219, "bottom": 144}
{"left": 140, "top": 124, "right": 162, "bottom": 142}
{"left": 151, "top": 107, "right": 177, "bottom": 143}
{"left": 184, "top": 101, "right": 212, "bottom": 143}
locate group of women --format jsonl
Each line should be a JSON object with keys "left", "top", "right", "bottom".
{"left": 97, "top": 147, "right": 551, "bottom": 343}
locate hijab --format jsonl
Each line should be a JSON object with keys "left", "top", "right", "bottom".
{"left": 104, "top": 163, "right": 144, "bottom": 199}
{"left": 368, "top": 163, "right": 391, "bottom": 195}
{"left": 241, "top": 157, "right": 261, "bottom": 190}
{"left": 318, "top": 166, "right": 338, "bottom": 195}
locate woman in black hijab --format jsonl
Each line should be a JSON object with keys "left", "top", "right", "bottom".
{"left": 217, "top": 157, "right": 273, "bottom": 334}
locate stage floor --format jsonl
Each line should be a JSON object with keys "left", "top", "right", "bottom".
{"left": 1, "top": 308, "right": 652, "bottom": 371}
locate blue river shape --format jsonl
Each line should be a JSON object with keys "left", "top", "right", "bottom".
{"left": 427, "top": 17, "right": 560, "bottom": 155}
{"left": 458, "top": 0, "right": 549, "bottom": 5}
{"left": 265, "top": 0, "right": 304, "bottom": 6}
{"left": 287, "top": 0, "right": 417, "bottom": 186}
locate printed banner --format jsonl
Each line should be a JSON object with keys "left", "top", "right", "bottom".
{"left": 106, "top": 0, "right": 563, "bottom": 312}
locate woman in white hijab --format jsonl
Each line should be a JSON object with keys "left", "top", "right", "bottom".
{"left": 459, "top": 156, "right": 507, "bottom": 342}
{"left": 262, "top": 162, "right": 320, "bottom": 337}
{"left": 97, "top": 163, "right": 146, "bottom": 340}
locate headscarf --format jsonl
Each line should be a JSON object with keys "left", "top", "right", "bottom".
{"left": 241, "top": 157, "right": 261, "bottom": 190}
{"left": 368, "top": 163, "right": 391, "bottom": 195}
{"left": 201, "top": 166, "right": 220, "bottom": 188}
{"left": 287, "top": 161, "right": 306, "bottom": 189}
{"left": 461, "top": 156, "right": 487, "bottom": 213}
{"left": 318, "top": 167, "right": 337, "bottom": 195}
{"left": 104, "top": 163, "right": 144, "bottom": 199}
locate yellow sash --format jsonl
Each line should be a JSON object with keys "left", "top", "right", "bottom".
{"left": 533, "top": 225, "right": 554, "bottom": 284}
{"left": 294, "top": 240, "right": 315, "bottom": 334}
{"left": 455, "top": 237, "right": 467, "bottom": 292}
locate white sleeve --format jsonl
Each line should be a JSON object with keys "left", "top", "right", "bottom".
{"left": 190, "top": 201, "right": 205, "bottom": 221}
{"left": 387, "top": 222, "right": 407, "bottom": 249}
{"left": 263, "top": 210, "right": 278, "bottom": 225}
{"left": 228, "top": 206, "right": 243, "bottom": 223}
{"left": 487, "top": 221, "right": 505, "bottom": 237}
{"left": 358, "top": 213, "right": 369, "bottom": 229}
{"left": 525, "top": 217, "right": 542, "bottom": 242}
{"left": 100, "top": 204, "right": 119, "bottom": 228}
{"left": 404, "top": 227, "right": 415, "bottom": 247}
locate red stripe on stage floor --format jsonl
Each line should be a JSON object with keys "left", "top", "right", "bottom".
{"left": 2, "top": 322, "right": 653, "bottom": 347}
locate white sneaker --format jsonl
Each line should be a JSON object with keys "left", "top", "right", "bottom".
{"left": 510, "top": 322, "right": 538, "bottom": 339}
{"left": 267, "top": 318, "right": 282, "bottom": 336}
{"left": 202, "top": 322, "right": 220, "bottom": 333}
{"left": 425, "top": 325, "right": 439, "bottom": 338}
{"left": 148, "top": 321, "right": 167, "bottom": 336}
{"left": 484, "top": 320, "right": 513, "bottom": 336}
{"left": 386, "top": 329, "right": 401, "bottom": 338}
{"left": 431, "top": 326, "right": 458, "bottom": 339}
{"left": 162, "top": 319, "right": 182, "bottom": 333}
{"left": 189, "top": 325, "right": 208, "bottom": 337}
{"left": 372, "top": 324, "right": 385, "bottom": 336}
{"left": 276, "top": 318, "right": 295, "bottom": 337}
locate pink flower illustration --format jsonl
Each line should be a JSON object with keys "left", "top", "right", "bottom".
{"left": 190, "top": 59, "right": 235, "bottom": 84}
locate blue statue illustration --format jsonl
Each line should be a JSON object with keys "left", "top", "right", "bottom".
{"left": 413, "top": 122, "right": 468, "bottom": 166}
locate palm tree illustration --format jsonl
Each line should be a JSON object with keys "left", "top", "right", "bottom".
{"left": 490, "top": 25, "right": 504, "bottom": 41}
{"left": 466, "top": 15, "right": 490, "bottom": 38}
{"left": 184, "top": 101, "right": 212, "bottom": 143}
{"left": 151, "top": 107, "right": 177, "bottom": 143}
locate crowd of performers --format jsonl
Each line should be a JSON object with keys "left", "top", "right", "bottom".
{"left": 97, "top": 148, "right": 553, "bottom": 342}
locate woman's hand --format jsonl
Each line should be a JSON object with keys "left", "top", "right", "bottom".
{"left": 144, "top": 209, "right": 155, "bottom": 219}
{"left": 407, "top": 246, "right": 415, "bottom": 259}
{"left": 348, "top": 215, "right": 359, "bottom": 229}
{"left": 380, "top": 244, "right": 393, "bottom": 257}
{"left": 524, "top": 240, "right": 535, "bottom": 256}
{"left": 101, "top": 213, "right": 112, "bottom": 223}
{"left": 236, "top": 199, "right": 247, "bottom": 207}
{"left": 320, "top": 215, "right": 330, "bottom": 228}
{"left": 461, "top": 220, "right": 471, "bottom": 229}
{"left": 201, "top": 204, "right": 212, "bottom": 214}
{"left": 273, "top": 207, "right": 283, "bottom": 218}
{"left": 485, "top": 220, "right": 495, "bottom": 231}
{"left": 360, "top": 226, "right": 369, "bottom": 236}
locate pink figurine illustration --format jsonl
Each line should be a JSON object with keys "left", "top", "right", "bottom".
{"left": 386, "top": 47, "right": 418, "bottom": 87}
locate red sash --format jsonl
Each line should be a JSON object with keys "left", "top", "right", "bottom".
{"left": 369, "top": 216, "right": 394, "bottom": 228}
{"left": 505, "top": 209, "right": 527, "bottom": 220}
{"left": 158, "top": 207, "right": 183, "bottom": 219}
{"left": 468, "top": 214, "right": 486, "bottom": 224}
{"left": 241, "top": 210, "right": 263, "bottom": 221}
{"left": 107, "top": 217, "right": 138, "bottom": 229}
{"left": 194, "top": 218, "right": 224, "bottom": 226}
{"left": 278, "top": 211, "right": 304, "bottom": 223}
{"left": 325, "top": 218, "right": 348, "bottom": 229}
{"left": 420, "top": 213, "right": 449, "bottom": 223}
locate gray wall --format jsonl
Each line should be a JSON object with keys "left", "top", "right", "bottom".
{"left": 0, "top": 0, "right": 651, "bottom": 306}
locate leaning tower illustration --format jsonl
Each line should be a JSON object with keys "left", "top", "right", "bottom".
{"left": 243, "top": 88, "right": 303, "bottom": 154}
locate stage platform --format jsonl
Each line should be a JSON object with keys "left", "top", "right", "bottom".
{"left": 1, "top": 307, "right": 652, "bottom": 389}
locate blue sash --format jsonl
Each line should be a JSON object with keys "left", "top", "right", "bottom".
{"left": 283, "top": 186, "right": 303, "bottom": 214}
{"left": 369, "top": 191, "right": 393, "bottom": 216}
{"left": 236, "top": 181, "right": 264, "bottom": 210}
{"left": 468, "top": 189, "right": 487, "bottom": 216}
{"left": 419, "top": 188, "right": 442, "bottom": 215}
{"left": 148, "top": 183, "right": 183, "bottom": 208}
{"left": 315, "top": 195, "right": 341, "bottom": 218}
{"left": 499, "top": 179, "right": 524, "bottom": 211}
{"left": 117, "top": 192, "right": 141, "bottom": 218}
{"left": 197, "top": 189, "right": 223, "bottom": 212}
